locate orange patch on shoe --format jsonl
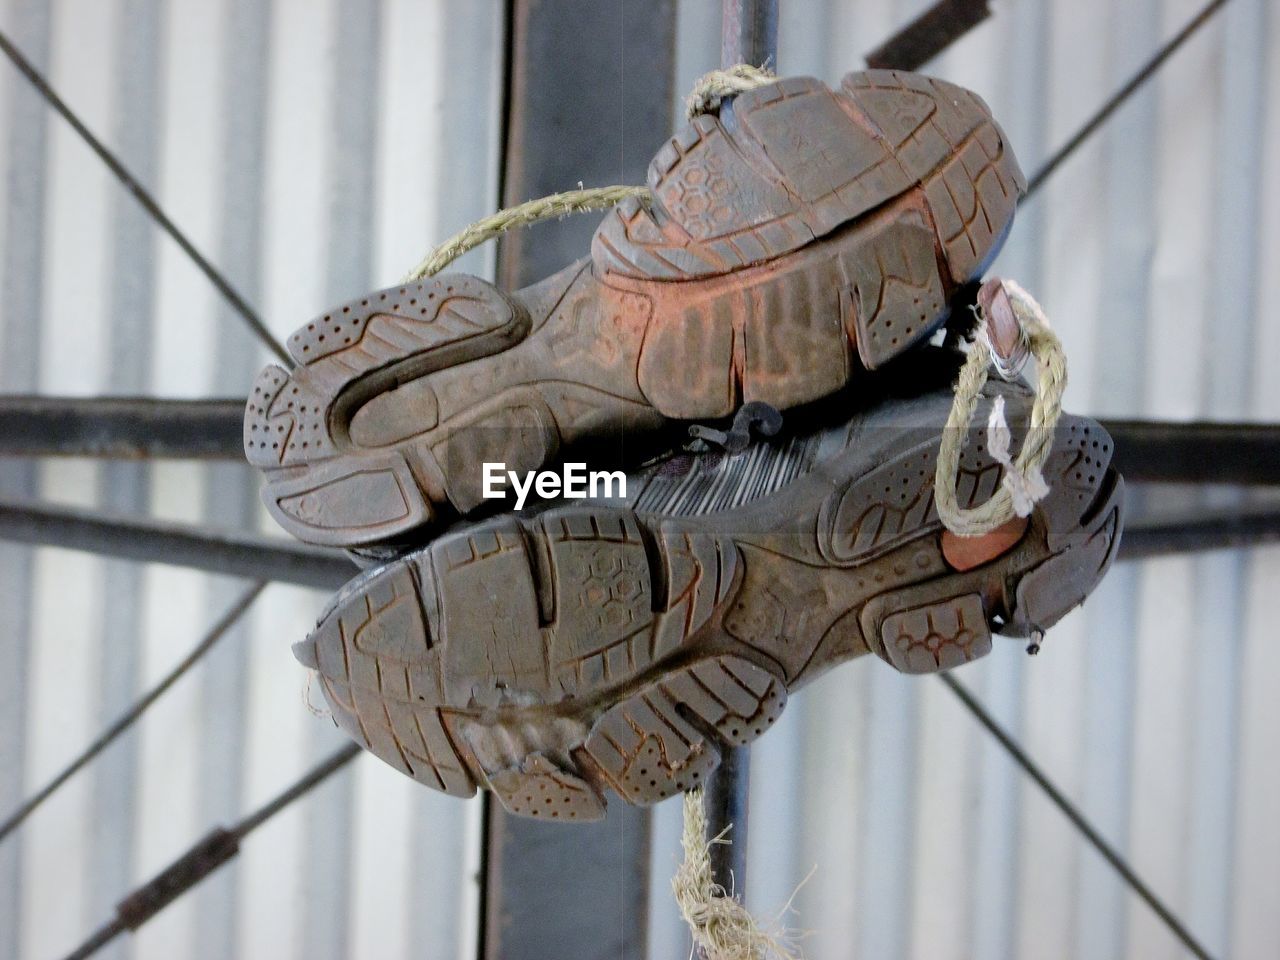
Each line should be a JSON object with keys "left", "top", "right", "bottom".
{"left": 941, "top": 516, "right": 1029, "bottom": 572}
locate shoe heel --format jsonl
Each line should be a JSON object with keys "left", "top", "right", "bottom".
{"left": 296, "top": 560, "right": 479, "bottom": 798}
{"left": 245, "top": 273, "right": 528, "bottom": 545}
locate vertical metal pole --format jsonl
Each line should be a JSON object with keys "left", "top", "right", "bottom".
{"left": 702, "top": 0, "right": 779, "bottom": 905}
{"left": 703, "top": 743, "right": 753, "bottom": 897}
{"left": 480, "top": 3, "right": 675, "bottom": 960}
{"left": 720, "top": 0, "right": 779, "bottom": 70}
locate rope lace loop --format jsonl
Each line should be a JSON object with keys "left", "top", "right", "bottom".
{"left": 402, "top": 185, "right": 648, "bottom": 282}
{"left": 404, "top": 66, "right": 778, "bottom": 283}
{"left": 684, "top": 63, "right": 778, "bottom": 118}
{"left": 933, "top": 279, "right": 1068, "bottom": 538}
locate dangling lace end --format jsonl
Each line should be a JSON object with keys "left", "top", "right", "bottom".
{"left": 986, "top": 395, "right": 1051, "bottom": 517}
{"left": 1026, "top": 628, "right": 1045, "bottom": 656}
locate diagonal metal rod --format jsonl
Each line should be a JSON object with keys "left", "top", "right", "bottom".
{"left": 1025, "top": 0, "right": 1231, "bottom": 197}
{"left": 0, "top": 29, "right": 290, "bottom": 366}
{"left": 0, "top": 581, "right": 266, "bottom": 845}
{"left": 865, "top": 0, "right": 992, "bottom": 71}
{"left": 61, "top": 742, "right": 361, "bottom": 960}
{"left": 940, "top": 673, "right": 1216, "bottom": 960}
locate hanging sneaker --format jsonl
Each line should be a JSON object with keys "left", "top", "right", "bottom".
{"left": 246, "top": 70, "right": 1025, "bottom": 547}
{"left": 291, "top": 373, "right": 1122, "bottom": 820}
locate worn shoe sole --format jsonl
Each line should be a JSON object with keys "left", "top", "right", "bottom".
{"left": 246, "top": 70, "right": 1024, "bottom": 548}
{"left": 293, "top": 387, "right": 1122, "bottom": 820}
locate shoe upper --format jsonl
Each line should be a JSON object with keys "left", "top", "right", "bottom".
{"left": 592, "top": 70, "right": 1026, "bottom": 287}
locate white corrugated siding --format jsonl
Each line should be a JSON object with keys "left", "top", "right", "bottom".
{"left": 652, "top": 2, "right": 1280, "bottom": 959}
{"left": 1, "top": 1, "right": 1278, "bottom": 959}
{"left": 0, "top": 2, "right": 501, "bottom": 958}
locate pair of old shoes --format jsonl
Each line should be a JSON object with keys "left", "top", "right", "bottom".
{"left": 244, "top": 70, "right": 1122, "bottom": 821}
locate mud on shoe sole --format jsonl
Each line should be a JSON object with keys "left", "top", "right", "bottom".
{"left": 247, "top": 70, "right": 1027, "bottom": 550}
{"left": 293, "top": 389, "right": 1123, "bottom": 820}
{"left": 294, "top": 509, "right": 785, "bottom": 819}
{"left": 245, "top": 276, "right": 531, "bottom": 545}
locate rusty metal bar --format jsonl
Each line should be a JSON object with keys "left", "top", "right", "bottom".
{"left": 0, "top": 498, "right": 354, "bottom": 589}
{"left": 61, "top": 743, "right": 361, "bottom": 960}
{"left": 0, "top": 395, "right": 244, "bottom": 459}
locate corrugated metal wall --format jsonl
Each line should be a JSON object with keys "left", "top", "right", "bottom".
{"left": 649, "top": 1, "right": 1280, "bottom": 959}
{"left": 0, "top": 2, "right": 500, "bottom": 957}
{"left": 2, "top": 1, "right": 1278, "bottom": 959}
